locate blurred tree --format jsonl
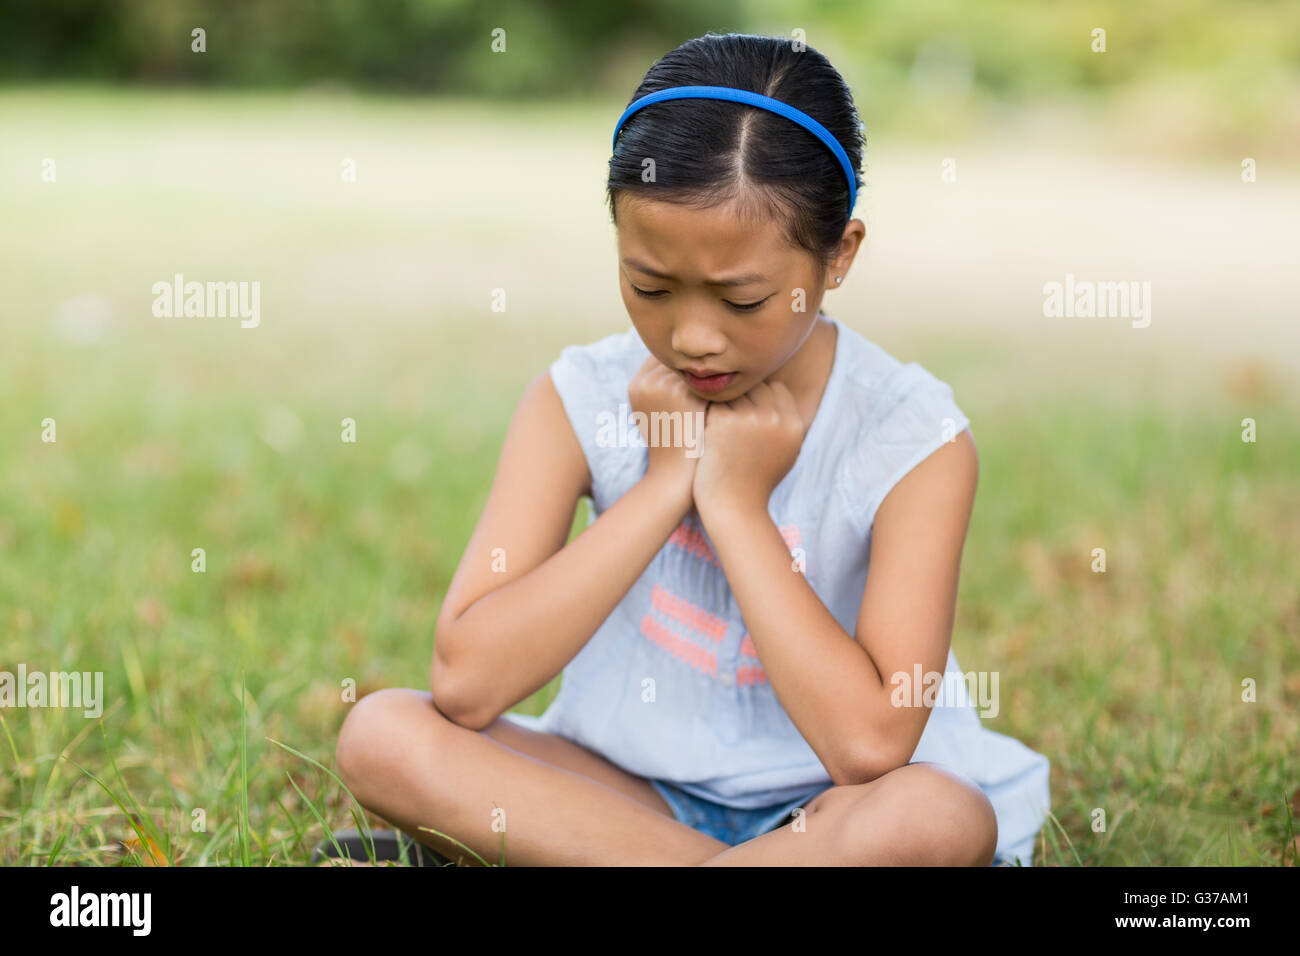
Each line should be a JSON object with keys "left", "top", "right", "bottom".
{"left": 0, "top": 0, "right": 1295, "bottom": 102}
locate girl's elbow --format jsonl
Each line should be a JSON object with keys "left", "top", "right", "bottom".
{"left": 837, "top": 736, "right": 912, "bottom": 785}
{"left": 429, "top": 637, "right": 482, "bottom": 728}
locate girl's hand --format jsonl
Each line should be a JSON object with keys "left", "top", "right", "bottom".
{"left": 628, "top": 355, "right": 708, "bottom": 506}
{"left": 692, "top": 380, "right": 805, "bottom": 520}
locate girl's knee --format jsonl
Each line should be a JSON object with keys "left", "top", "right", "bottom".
{"left": 842, "top": 762, "right": 998, "bottom": 865}
{"left": 891, "top": 763, "right": 997, "bottom": 865}
{"left": 335, "top": 688, "right": 440, "bottom": 797}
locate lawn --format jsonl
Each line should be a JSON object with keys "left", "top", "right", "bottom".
{"left": 0, "top": 87, "right": 1296, "bottom": 865}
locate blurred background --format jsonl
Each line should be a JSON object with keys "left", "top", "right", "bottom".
{"left": 1, "top": 0, "right": 1296, "bottom": 866}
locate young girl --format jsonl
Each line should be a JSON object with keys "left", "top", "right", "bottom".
{"left": 328, "top": 32, "right": 1050, "bottom": 867}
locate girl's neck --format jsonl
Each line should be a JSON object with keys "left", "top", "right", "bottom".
{"left": 765, "top": 313, "right": 838, "bottom": 433}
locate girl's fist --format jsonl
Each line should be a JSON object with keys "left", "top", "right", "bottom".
{"left": 692, "top": 380, "right": 805, "bottom": 517}
{"left": 627, "top": 355, "right": 708, "bottom": 495}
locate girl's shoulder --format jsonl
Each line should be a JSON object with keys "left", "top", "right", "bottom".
{"left": 547, "top": 326, "right": 651, "bottom": 511}
{"left": 550, "top": 325, "right": 649, "bottom": 395}
{"left": 834, "top": 320, "right": 956, "bottom": 407}
{"left": 826, "top": 321, "right": 972, "bottom": 534}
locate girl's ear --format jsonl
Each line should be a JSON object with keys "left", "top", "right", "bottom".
{"left": 827, "top": 219, "right": 867, "bottom": 285}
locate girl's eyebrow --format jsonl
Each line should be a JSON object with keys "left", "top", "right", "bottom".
{"left": 622, "top": 257, "right": 768, "bottom": 288}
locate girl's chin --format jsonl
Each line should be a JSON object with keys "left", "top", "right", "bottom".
{"left": 700, "top": 386, "right": 740, "bottom": 402}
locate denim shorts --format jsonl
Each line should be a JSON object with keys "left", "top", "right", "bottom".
{"left": 649, "top": 778, "right": 1028, "bottom": 865}
{"left": 648, "top": 779, "right": 829, "bottom": 846}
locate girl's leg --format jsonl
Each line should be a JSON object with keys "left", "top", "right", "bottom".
{"left": 699, "top": 763, "right": 999, "bottom": 866}
{"left": 334, "top": 687, "right": 730, "bottom": 866}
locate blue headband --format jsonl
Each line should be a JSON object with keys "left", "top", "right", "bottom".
{"left": 612, "top": 85, "right": 856, "bottom": 219}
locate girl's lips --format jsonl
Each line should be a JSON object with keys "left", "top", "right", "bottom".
{"left": 682, "top": 370, "right": 737, "bottom": 394}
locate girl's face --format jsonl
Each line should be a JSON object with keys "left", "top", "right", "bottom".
{"left": 615, "top": 192, "right": 854, "bottom": 402}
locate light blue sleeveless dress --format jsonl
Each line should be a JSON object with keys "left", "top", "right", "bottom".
{"left": 502, "top": 315, "right": 1051, "bottom": 865}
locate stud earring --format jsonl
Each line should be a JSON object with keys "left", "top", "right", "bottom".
{"left": 834, "top": 276, "right": 842, "bottom": 284}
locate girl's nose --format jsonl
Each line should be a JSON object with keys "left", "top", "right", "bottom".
{"left": 670, "top": 310, "right": 728, "bottom": 360}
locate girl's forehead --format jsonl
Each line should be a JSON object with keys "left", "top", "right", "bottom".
{"left": 616, "top": 196, "right": 797, "bottom": 269}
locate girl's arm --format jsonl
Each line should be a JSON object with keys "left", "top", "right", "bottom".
{"left": 430, "top": 361, "right": 702, "bottom": 730}
{"left": 693, "top": 382, "right": 979, "bottom": 785}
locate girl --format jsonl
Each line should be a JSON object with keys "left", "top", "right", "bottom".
{"left": 326, "top": 32, "right": 1050, "bottom": 867}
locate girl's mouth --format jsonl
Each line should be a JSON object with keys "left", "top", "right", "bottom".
{"left": 681, "top": 370, "right": 737, "bottom": 394}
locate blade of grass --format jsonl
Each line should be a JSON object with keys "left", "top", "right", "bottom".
{"left": 349, "top": 805, "right": 378, "bottom": 860}
{"left": 95, "top": 720, "right": 170, "bottom": 864}
{"left": 238, "top": 676, "right": 252, "bottom": 866}
{"left": 1043, "top": 808, "right": 1083, "bottom": 866}
{"left": 1282, "top": 787, "right": 1299, "bottom": 866}
{"left": 0, "top": 711, "right": 25, "bottom": 865}
{"left": 283, "top": 771, "right": 351, "bottom": 865}
{"left": 196, "top": 818, "right": 237, "bottom": 867}
{"left": 416, "top": 826, "right": 492, "bottom": 868}
{"left": 274, "top": 792, "right": 308, "bottom": 854}
{"left": 34, "top": 697, "right": 125, "bottom": 858}
{"left": 63, "top": 756, "right": 159, "bottom": 866}
{"left": 45, "top": 823, "right": 69, "bottom": 866}
{"left": 264, "top": 736, "right": 377, "bottom": 864}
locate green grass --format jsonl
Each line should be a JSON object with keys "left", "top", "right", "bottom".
{"left": 0, "top": 87, "right": 1296, "bottom": 866}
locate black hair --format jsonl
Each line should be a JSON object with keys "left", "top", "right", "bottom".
{"left": 607, "top": 33, "right": 864, "bottom": 281}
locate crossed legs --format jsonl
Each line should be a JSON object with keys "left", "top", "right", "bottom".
{"left": 334, "top": 688, "right": 997, "bottom": 866}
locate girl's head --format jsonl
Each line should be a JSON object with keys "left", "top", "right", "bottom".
{"left": 608, "top": 33, "right": 866, "bottom": 401}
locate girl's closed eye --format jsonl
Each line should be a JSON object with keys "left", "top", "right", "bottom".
{"left": 630, "top": 284, "right": 772, "bottom": 313}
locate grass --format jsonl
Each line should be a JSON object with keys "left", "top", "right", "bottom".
{"left": 0, "top": 87, "right": 1296, "bottom": 866}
